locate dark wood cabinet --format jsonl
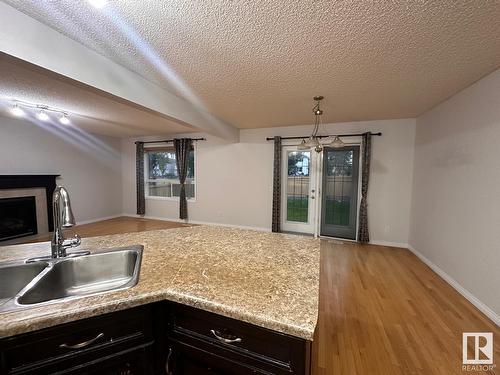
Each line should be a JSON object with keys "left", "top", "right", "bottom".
{"left": 0, "top": 302, "right": 312, "bottom": 375}
{"left": 0, "top": 305, "right": 155, "bottom": 375}
{"left": 167, "top": 341, "right": 272, "bottom": 374}
{"left": 64, "top": 346, "right": 154, "bottom": 375}
{"left": 165, "top": 303, "right": 311, "bottom": 375}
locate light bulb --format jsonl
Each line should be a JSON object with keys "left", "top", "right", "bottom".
{"left": 37, "top": 110, "right": 49, "bottom": 122}
{"left": 329, "top": 136, "right": 345, "bottom": 148}
{"left": 89, "top": 0, "right": 107, "bottom": 8}
{"left": 10, "top": 103, "right": 25, "bottom": 117}
{"left": 59, "top": 114, "right": 70, "bottom": 125}
{"left": 297, "top": 139, "right": 309, "bottom": 151}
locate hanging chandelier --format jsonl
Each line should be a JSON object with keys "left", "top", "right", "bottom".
{"left": 298, "top": 96, "right": 345, "bottom": 152}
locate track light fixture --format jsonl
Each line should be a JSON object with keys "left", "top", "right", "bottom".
{"left": 6, "top": 100, "right": 72, "bottom": 125}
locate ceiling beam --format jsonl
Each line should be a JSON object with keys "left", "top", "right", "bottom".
{"left": 0, "top": 2, "right": 239, "bottom": 142}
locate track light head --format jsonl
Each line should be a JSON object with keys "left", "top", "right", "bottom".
{"left": 37, "top": 109, "right": 49, "bottom": 122}
{"left": 59, "top": 113, "right": 70, "bottom": 125}
{"left": 10, "top": 103, "right": 25, "bottom": 117}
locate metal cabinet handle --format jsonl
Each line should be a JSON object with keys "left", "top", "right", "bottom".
{"left": 165, "top": 348, "right": 173, "bottom": 374}
{"left": 59, "top": 332, "right": 104, "bottom": 349}
{"left": 210, "top": 329, "right": 242, "bottom": 344}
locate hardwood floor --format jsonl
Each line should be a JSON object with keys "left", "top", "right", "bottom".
{"left": 5, "top": 217, "right": 499, "bottom": 374}
{"left": 18, "top": 216, "right": 190, "bottom": 243}
{"left": 312, "top": 240, "right": 499, "bottom": 375}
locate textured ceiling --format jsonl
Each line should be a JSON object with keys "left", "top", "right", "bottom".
{"left": 4, "top": 0, "right": 500, "bottom": 129}
{"left": 0, "top": 54, "right": 195, "bottom": 137}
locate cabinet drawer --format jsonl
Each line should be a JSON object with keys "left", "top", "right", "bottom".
{"left": 57, "top": 344, "right": 154, "bottom": 375}
{"left": 1, "top": 305, "right": 153, "bottom": 374}
{"left": 169, "top": 332, "right": 299, "bottom": 374}
{"left": 169, "top": 340, "right": 272, "bottom": 375}
{"left": 168, "top": 303, "right": 306, "bottom": 371}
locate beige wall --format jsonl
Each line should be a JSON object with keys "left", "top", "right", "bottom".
{"left": 122, "top": 118, "right": 416, "bottom": 245}
{"left": 410, "top": 69, "right": 500, "bottom": 320}
{"left": 0, "top": 115, "right": 123, "bottom": 223}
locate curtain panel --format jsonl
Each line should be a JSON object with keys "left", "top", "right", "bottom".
{"left": 271, "top": 136, "right": 282, "bottom": 232}
{"left": 136, "top": 141, "right": 146, "bottom": 215}
{"left": 358, "top": 132, "right": 372, "bottom": 243}
{"left": 174, "top": 138, "right": 193, "bottom": 220}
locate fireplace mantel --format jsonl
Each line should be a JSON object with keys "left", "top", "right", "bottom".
{"left": 0, "top": 175, "right": 60, "bottom": 231}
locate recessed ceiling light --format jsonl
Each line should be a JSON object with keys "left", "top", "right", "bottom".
{"left": 59, "top": 113, "right": 70, "bottom": 125}
{"left": 10, "top": 103, "right": 25, "bottom": 117}
{"left": 88, "top": 0, "right": 107, "bottom": 9}
{"left": 37, "top": 110, "right": 50, "bottom": 122}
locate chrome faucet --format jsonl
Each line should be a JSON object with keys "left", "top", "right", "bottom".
{"left": 50, "top": 186, "right": 83, "bottom": 258}
{"left": 26, "top": 186, "right": 88, "bottom": 263}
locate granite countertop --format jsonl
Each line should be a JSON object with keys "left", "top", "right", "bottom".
{"left": 0, "top": 226, "right": 320, "bottom": 340}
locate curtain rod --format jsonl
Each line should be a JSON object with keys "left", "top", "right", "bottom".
{"left": 135, "top": 137, "right": 206, "bottom": 145}
{"left": 265, "top": 132, "right": 382, "bottom": 141}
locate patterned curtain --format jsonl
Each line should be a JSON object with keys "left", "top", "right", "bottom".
{"left": 272, "top": 136, "right": 282, "bottom": 232}
{"left": 358, "top": 132, "right": 372, "bottom": 243}
{"left": 174, "top": 138, "right": 193, "bottom": 220}
{"left": 136, "top": 141, "right": 145, "bottom": 215}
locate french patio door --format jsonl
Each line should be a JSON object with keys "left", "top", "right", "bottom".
{"left": 281, "top": 147, "right": 316, "bottom": 234}
{"left": 320, "top": 146, "right": 360, "bottom": 240}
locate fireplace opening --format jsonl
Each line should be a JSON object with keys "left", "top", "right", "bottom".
{"left": 0, "top": 196, "right": 38, "bottom": 242}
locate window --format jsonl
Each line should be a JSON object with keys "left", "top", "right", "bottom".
{"left": 286, "top": 151, "right": 310, "bottom": 222}
{"left": 145, "top": 147, "right": 195, "bottom": 200}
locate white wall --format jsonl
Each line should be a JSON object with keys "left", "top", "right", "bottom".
{"left": 0, "top": 115, "right": 123, "bottom": 223}
{"left": 122, "top": 118, "right": 416, "bottom": 245}
{"left": 410, "top": 69, "right": 500, "bottom": 322}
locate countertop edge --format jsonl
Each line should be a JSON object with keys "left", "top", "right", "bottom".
{"left": 0, "top": 291, "right": 318, "bottom": 341}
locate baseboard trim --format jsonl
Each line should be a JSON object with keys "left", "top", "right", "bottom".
{"left": 408, "top": 244, "right": 499, "bottom": 327}
{"left": 76, "top": 214, "right": 123, "bottom": 226}
{"left": 122, "top": 214, "right": 271, "bottom": 233}
{"left": 370, "top": 240, "right": 409, "bottom": 249}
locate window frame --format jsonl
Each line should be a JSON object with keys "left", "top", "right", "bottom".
{"left": 143, "top": 144, "right": 197, "bottom": 202}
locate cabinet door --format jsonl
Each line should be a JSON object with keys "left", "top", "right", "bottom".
{"left": 166, "top": 343, "right": 269, "bottom": 375}
{"left": 1, "top": 305, "right": 154, "bottom": 374}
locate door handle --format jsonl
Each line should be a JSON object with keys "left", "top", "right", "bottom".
{"left": 59, "top": 332, "right": 104, "bottom": 349}
{"left": 165, "top": 347, "right": 173, "bottom": 374}
{"left": 210, "top": 329, "right": 242, "bottom": 344}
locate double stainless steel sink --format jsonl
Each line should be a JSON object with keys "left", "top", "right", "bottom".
{"left": 0, "top": 246, "right": 143, "bottom": 313}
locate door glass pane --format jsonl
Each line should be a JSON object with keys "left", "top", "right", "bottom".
{"left": 324, "top": 150, "right": 353, "bottom": 226}
{"left": 286, "top": 151, "right": 310, "bottom": 222}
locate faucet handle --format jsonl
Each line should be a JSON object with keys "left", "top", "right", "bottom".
{"left": 62, "top": 234, "right": 81, "bottom": 249}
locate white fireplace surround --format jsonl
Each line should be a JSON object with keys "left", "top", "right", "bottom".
{"left": 0, "top": 188, "right": 49, "bottom": 236}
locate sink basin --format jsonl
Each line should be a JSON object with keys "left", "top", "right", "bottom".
{"left": 0, "top": 245, "right": 142, "bottom": 312}
{"left": 0, "top": 262, "right": 47, "bottom": 305}
{"left": 18, "top": 248, "right": 141, "bottom": 305}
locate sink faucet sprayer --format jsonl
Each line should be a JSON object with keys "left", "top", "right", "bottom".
{"left": 27, "top": 186, "right": 89, "bottom": 263}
